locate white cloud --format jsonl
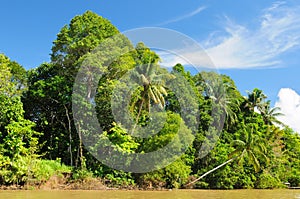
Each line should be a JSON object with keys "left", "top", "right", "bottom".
{"left": 275, "top": 88, "right": 300, "bottom": 133}
{"left": 157, "top": 6, "right": 206, "bottom": 26}
{"left": 158, "top": 2, "right": 300, "bottom": 69}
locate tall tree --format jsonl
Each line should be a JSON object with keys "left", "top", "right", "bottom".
{"left": 128, "top": 43, "right": 173, "bottom": 133}
{"left": 51, "top": 11, "right": 119, "bottom": 76}
{"left": 0, "top": 54, "right": 39, "bottom": 185}
{"left": 23, "top": 11, "right": 122, "bottom": 167}
{"left": 194, "top": 72, "right": 241, "bottom": 128}
{"left": 259, "top": 100, "right": 284, "bottom": 126}
{"left": 244, "top": 88, "right": 267, "bottom": 113}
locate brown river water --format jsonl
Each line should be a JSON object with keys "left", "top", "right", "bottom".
{"left": 0, "top": 190, "right": 300, "bottom": 199}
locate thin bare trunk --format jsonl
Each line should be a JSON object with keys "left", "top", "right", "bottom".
{"left": 87, "top": 67, "right": 93, "bottom": 100}
{"left": 185, "top": 158, "right": 235, "bottom": 187}
{"left": 63, "top": 104, "right": 73, "bottom": 167}
{"left": 78, "top": 123, "right": 85, "bottom": 169}
{"left": 49, "top": 98, "right": 73, "bottom": 166}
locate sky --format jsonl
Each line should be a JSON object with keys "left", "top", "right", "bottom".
{"left": 0, "top": 0, "right": 300, "bottom": 132}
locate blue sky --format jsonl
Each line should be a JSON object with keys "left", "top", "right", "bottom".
{"left": 1, "top": 0, "right": 300, "bottom": 132}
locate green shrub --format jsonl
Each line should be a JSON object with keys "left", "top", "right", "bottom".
{"left": 256, "top": 172, "right": 283, "bottom": 189}
{"left": 71, "top": 169, "right": 94, "bottom": 181}
{"left": 104, "top": 170, "right": 135, "bottom": 187}
{"left": 32, "top": 159, "right": 71, "bottom": 182}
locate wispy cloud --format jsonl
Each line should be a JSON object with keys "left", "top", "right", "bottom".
{"left": 158, "top": 2, "right": 300, "bottom": 69}
{"left": 157, "top": 6, "right": 206, "bottom": 26}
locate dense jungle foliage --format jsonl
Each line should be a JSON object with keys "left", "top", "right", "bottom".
{"left": 0, "top": 11, "right": 299, "bottom": 189}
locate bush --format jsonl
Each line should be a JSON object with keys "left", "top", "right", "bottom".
{"left": 104, "top": 170, "right": 135, "bottom": 187}
{"left": 32, "top": 158, "right": 71, "bottom": 182}
{"left": 256, "top": 172, "right": 283, "bottom": 189}
{"left": 140, "top": 159, "right": 191, "bottom": 189}
{"left": 71, "top": 169, "right": 94, "bottom": 181}
{"left": 0, "top": 155, "right": 28, "bottom": 185}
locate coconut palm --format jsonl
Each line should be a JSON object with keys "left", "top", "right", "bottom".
{"left": 185, "top": 124, "right": 268, "bottom": 187}
{"left": 244, "top": 89, "right": 284, "bottom": 126}
{"left": 259, "top": 100, "right": 284, "bottom": 126}
{"left": 202, "top": 75, "right": 240, "bottom": 126}
{"left": 130, "top": 60, "right": 174, "bottom": 133}
{"left": 244, "top": 88, "right": 267, "bottom": 113}
{"left": 230, "top": 124, "right": 269, "bottom": 172}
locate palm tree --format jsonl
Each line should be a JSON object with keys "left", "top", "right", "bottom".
{"left": 244, "top": 89, "right": 284, "bottom": 127}
{"left": 130, "top": 61, "right": 174, "bottom": 134}
{"left": 201, "top": 75, "right": 240, "bottom": 126}
{"left": 259, "top": 100, "right": 284, "bottom": 126}
{"left": 244, "top": 88, "right": 267, "bottom": 113}
{"left": 185, "top": 124, "right": 268, "bottom": 187}
{"left": 230, "top": 124, "right": 269, "bottom": 172}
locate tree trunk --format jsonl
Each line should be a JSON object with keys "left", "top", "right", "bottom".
{"left": 185, "top": 158, "right": 235, "bottom": 187}
{"left": 63, "top": 104, "right": 73, "bottom": 167}
{"left": 132, "top": 98, "right": 145, "bottom": 134}
{"left": 78, "top": 123, "right": 85, "bottom": 170}
{"left": 50, "top": 98, "right": 73, "bottom": 167}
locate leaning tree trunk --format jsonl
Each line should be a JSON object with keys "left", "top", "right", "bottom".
{"left": 185, "top": 158, "right": 235, "bottom": 187}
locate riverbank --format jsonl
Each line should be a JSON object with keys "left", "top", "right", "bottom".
{"left": 0, "top": 175, "right": 111, "bottom": 191}
{"left": 0, "top": 173, "right": 142, "bottom": 191}
{"left": 0, "top": 174, "right": 292, "bottom": 191}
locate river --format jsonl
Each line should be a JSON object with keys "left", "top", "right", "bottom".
{"left": 1, "top": 190, "right": 300, "bottom": 199}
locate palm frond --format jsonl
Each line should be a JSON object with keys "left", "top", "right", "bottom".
{"left": 148, "top": 87, "right": 158, "bottom": 104}
{"left": 141, "top": 74, "right": 149, "bottom": 86}
{"left": 248, "top": 150, "right": 260, "bottom": 172}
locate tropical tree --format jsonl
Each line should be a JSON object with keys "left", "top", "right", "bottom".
{"left": 23, "top": 11, "right": 124, "bottom": 168}
{"left": 0, "top": 54, "right": 15, "bottom": 96}
{"left": 0, "top": 54, "right": 40, "bottom": 185}
{"left": 24, "top": 64, "right": 71, "bottom": 163}
{"left": 129, "top": 43, "right": 174, "bottom": 133}
{"left": 51, "top": 10, "right": 119, "bottom": 76}
{"left": 185, "top": 123, "right": 268, "bottom": 187}
{"left": 195, "top": 72, "right": 240, "bottom": 127}
{"left": 259, "top": 100, "right": 284, "bottom": 126}
{"left": 131, "top": 63, "right": 168, "bottom": 130}
{"left": 244, "top": 88, "right": 267, "bottom": 113}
